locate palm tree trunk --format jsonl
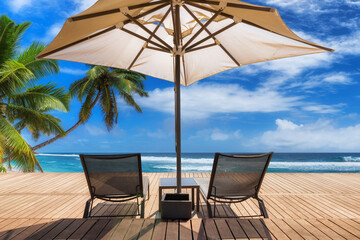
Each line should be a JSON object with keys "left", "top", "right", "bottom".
{"left": 2, "top": 91, "right": 101, "bottom": 164}
{"left": 31, "top": 91, "right": 102, "bottom": 151}
{"left": 31, "top": 119, "right": 83, "bottom": 151}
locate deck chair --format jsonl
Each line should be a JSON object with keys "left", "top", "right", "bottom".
{"left": 80, "top": 153, "right": 150, "bottom": 218}
{"left": 194, "top": 152, "right": 273, "bottom": 218}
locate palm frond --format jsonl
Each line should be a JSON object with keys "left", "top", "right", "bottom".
{"left": 0, "top": 59, "right": 34, "bottom": 96}
{"left": 0, "top": 15, "right": 31, "bottom": 65}
{"left": 69, "top": 77, "right": 94, "bottom": 101}
{"left": 0, "top": 116, "right": 40, "bottom": 172}
{"left": 17, "top": 41, "right": 59, "bottom": 79}
{"left": 119, "top": 90, "right": 142, "bottom": 113}
{"left": 6, "top": 104, "right": 65, "bottom": 137}
{"left": 9, "top": 83, "right": 70, "bottom": 112}
{"left": 99, "top": 84, "right": 116, "bottom": 130}
{"left": 79, "top": 86, "right": 98, "bottom": 122}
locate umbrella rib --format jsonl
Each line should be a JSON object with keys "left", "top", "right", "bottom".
{"left": 185, "top": 1, "right": 234, "bottom": 19}
{"left": 185, "top": 21, "right": 237, "bottom": 51}
{"left": 146, "top": 46, "right": 170, "bottom": 53}
{"left": 128, "top": 6, "right": 172, "bottom": 70}
{"left": 182, "top": 9, "right": 222, "bottom": 50}
{"left": 124, "top": 13, "right": 172, "bottom": 51}
{"left": 123, "top": 3, "right": 169, "bottom": 25}
{"left": 186, "top": 1, "right": 334, "bottom": 52}
{"left": 120, "top": 27, "right": 170, "bottom": 51}
{"left": 185, "top": 43, "right": 217, "bottom": 52}
{"left": 69, "top": 0, "right": 168, "bottom": 22}
{"left": 183, "top": 4, "right": 240, "bottom": 66}
{"left": 185, "top": 0, "right": 274, "bottom": 12}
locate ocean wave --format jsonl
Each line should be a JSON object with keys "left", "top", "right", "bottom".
{"left": 153, "top": 165, "right": 212, "bottom": 172}
{"left": 36, "top": 153, "right": 79, "bottom": 157}
{"left": 270, "top": 161, "right": 360, "bottom": 171}
{"left": 152, "top": 162, "right": 360, "bottom": 172}
{"left": 142, "top": 156, "right": 213, "bottom": 164}
{"left": 342, "top": 156, "right": 360, "bottom": 162}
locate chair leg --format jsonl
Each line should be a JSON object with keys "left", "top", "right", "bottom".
{"left": 147, "top": 183, "right": 150, "bottom": 200}
{"left": 257, "top": 197, "right": 268, "bottom": 218}
{"left": 206, "top": 200, "right": 213, "bottom": 218}
{"left": 141, "top": 198, "right": 145, "bottom": 218}
{"left": 83, "top": 198, "right": 92, "bottom": 218}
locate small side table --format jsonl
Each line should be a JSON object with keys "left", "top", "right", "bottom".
{"left": 159, "top": 178, "right": 200, "bottom": 212}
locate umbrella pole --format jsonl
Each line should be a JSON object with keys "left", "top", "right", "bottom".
{"left": 174, "top": 3, "right": 181, "bottom": 193}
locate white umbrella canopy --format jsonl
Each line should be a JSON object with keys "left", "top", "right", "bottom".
{"left": 38, "top": 0, "right": 333, "bottom": 192}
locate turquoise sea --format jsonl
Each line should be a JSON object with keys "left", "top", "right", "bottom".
{"left": 33, "top": 153, "right": 360, "bottom": 173}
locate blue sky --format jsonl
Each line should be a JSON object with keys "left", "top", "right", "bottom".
{"left": 1, "top": 0, "right": 360, "bottom": 153}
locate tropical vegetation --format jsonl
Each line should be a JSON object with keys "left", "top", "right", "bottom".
{"left": 0, "top": 15, "right": 69, "bottom": 172}
{"left": 32, "top": 66, "right": 148, "bottom": 151}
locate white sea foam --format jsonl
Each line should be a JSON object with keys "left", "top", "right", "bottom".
{"left": 153, "top": 165, "right": 213, "bottom": 172}
{"left": 270, "top": 161, "right": 360, "bottom": 171}
{"left": 36, "top": 153, "right": 79, "bottom": 157}
{"left": 142, "top": 156, "right": 213, "bottom": 164}
{"left": 342, "top": 156, "right": 360, "bottom": 162}
{"left": 154, "top": 161, "right": 360, "bottom": 172}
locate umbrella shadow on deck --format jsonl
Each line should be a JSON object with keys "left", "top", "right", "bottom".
{"left": 0, "top": 217, "right": 273, "bottom": 240}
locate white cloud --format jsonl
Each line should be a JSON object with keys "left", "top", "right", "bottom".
{"left": 190, "top": 128, "right": 241, "bottom": 141}
{"left": 137, "top": 83, "right": 303, "bottom": 119}
{"left": 298, "top": 72, "right": 353, "bottom": 90}
{"left": 60, "top": 67, "right": 87, "bottom": 76}
{"left": 72, "top": 0, "right": 97, "bottom": 13}
{"left": 261, "top": 119, "right": 360, "bottom": 151}
{"left": 41, "top": 23, "right": 62, "bottom": 43}
{"left": 84, "top": 124, "right": 106, "bottom": 136}
{"left": 211, "top": 129, "right": 230, "bottom": 141}
{"left": 346, "top": 0, "right": 360, "bottom": 6}
{"left": 263, "top": 0, "right": 333, "bottom": 14}
{"left": 302, "top": 104, "right": 343, "bottom": 114}
{"left": 7, "top": 0, "right": 32, "bottom": 12}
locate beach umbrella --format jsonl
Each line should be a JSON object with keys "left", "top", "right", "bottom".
{"left": 37, "top": 0, "right": 333, "bottom": 193}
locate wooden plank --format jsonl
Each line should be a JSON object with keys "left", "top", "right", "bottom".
{"left": 124, "top": 219, "right": 144, "bottom": 240}
{"left": 263, "top": 219, "right": 290, "bottom": 240}
{"left": 54, "top": 219, "right": 86, "bottom": 240}
{"left": 226, "top": 218, "right": 247, "bottom": 239}
{"left": 249, "top": 219, "right": 272, "bottom": 240}
{"left": 152, "top": 220, "right": 167, "bottom": 240}
{"left": 39, "top": 219, "right": 75, "bottom": 240}
{"left": 78, "top": 219, "right": 110, "bottom": 240}
{"left": 269, "top": 219, "right": 303, "bottom": 240}
{"left": 214, "top": 219, "right": 234, "bottom": 239}
{"left": 317, "top": 219, "right": 359, "bottom": 239}
{"left": 166, "top": 221, "right": 179, "bottom": 239}
{"left": 0, "top": 218, "right": 40, "bottom": 240}
{"left": 138, "top": 219, "right": 155, "bottom": 240}
{"left": 108, "top": 218, "right": 132, "bottom": 240}
{"left": 203, "top": 219, "right": 220, "bottom": 240}
{"left": 10, "top": 219, "right": 53, "bottom": 240}
{"left": 191, "top": 219, "right": 206, "bottom": 240}
{"left": 28, "top": 219, "right": 64, "bottom": 240}
{"left": 95, "top": 219, "right": 122, "bottom": 240}
{"left": 179, "top": 220, "right": 192, "bottom": 240}
{"left": 237, "top": 219, "right": 262, "bottom": 240}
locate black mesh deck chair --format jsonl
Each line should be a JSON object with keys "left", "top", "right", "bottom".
{"left": 80, "top": 153, "right": 150, "bottom": 218}
{"left": 195, "top": 152, "right": 273, "bottom": 218}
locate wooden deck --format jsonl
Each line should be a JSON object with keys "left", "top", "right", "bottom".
{"left": 0, "top": 172, "right": 359, "bottom": 239}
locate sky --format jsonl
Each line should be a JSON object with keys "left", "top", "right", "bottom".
{"left": 1, "top": 0, "right": 360, "bottom": 153}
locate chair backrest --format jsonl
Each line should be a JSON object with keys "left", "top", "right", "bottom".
{"left": 207, "top": 152, "right": 273, "bottom": 199}
{"left": 80, "top": 153, "right": 143, "bottom": 198}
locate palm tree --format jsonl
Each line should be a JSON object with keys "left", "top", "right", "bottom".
{"left": 32, "top": 65, "right": 148, "bottom": 151}
{"left": 0, "top": 15, "right": 69, "bottom": 172}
